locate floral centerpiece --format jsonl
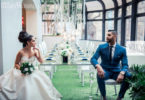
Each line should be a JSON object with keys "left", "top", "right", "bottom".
{"left": 58, "top": 41, "right": 73, "bottom": 63}
{"left": 20, "top": 62, "right": 35, "bottom": 75}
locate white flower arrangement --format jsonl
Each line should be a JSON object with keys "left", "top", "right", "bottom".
{"left": 20, "top": 62, "right": 35, "bottom": 75}
{"left": 58, "top": 42, "right": 73, "bottom": 57}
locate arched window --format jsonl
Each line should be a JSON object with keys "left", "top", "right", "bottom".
{"left": 137, "top": 1, "right": 145, "bottom": 14}
{"left": 136, "top": 17, "right": 145, "bottom": 41}
{"left": 136, "top": 1, "right": 145, "bottom": 41}
{"left": 102, "top": 0, "right": 114, "bottom": 9}
{"left": 86, "top": 1, "right": 103, "bottom": 40}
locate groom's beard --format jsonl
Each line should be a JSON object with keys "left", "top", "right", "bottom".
{"left": 107, "top": 38, "right": 115, "bottom": 44}
{"left": 107, "top": 39, "right": 112, "bottom": 43}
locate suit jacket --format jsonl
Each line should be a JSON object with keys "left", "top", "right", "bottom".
{"left": 91, "top": 43, "right": 128, "bottom": 72}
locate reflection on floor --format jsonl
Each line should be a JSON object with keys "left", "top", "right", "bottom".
{"left": 46, "top": 65, "right": 132, "bottom": 100}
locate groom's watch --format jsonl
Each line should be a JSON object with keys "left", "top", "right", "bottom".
{"left": 95, "top": 64, "right": 99, "bottom": 69}
{"left": 120, "top": 71, "right": 125, "bottom": 76}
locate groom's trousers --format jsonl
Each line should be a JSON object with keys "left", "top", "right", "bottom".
{"left": 97, "top": 68, "right": 132, "bottom": 98}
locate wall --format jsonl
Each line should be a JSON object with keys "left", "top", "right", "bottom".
{"left": 1, "top": 0, "right": 22, "bottom": 73}
{"left": 0, "top": 0, "right": 3, "bottom": 75}
{"left": 33, "top": 0, "right": 43, "bottom": 43}
{"left": 26, "top": 10, "right": 37, "bottom": 36}
{"left": 0, "top": 0, "right": 42, "bottom": 74}
{"left": 24, "top": 0, "right": 42, "bottom": 43}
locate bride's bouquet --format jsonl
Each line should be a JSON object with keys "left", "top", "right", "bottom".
{"left": 20, "top": 62, "right": 35, "bottom": 75}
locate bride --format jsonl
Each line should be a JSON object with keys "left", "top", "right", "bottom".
{"left": 0, "top": 31, "right": 62, "bottom": 100}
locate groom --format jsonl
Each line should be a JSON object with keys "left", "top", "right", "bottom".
{"left": 91, "top": 30, "right": 131, "bottom": 100}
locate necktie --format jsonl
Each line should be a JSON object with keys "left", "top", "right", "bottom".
{"left": 109, "top": 46, "right": 113, "bottom": 61}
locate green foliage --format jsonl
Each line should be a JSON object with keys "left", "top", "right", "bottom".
{"left": 127, "top": 64, "right": 145, "bottom": 100}
{"left": 56, "top": 32, "right": 61, "bottom": 36}
{"left": 61, "top": 51, "right": 67, "bottom": 57}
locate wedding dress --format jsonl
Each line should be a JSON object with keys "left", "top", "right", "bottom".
{"left": 0, "top": 56, "right": 62, "bottom": 100}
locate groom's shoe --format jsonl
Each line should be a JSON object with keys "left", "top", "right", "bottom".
{"left": 103, "top": 96, "right": 107, "bottom": 100}
{"left": 116, "top": 97, "right": 122, "bottom": 100}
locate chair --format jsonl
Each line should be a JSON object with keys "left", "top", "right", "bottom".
{"left": 78, "top": 65, "right": 95, "bottom": 86}
{"left": 39, "top": 64, "right": 54, "bottom": 79}
{"left": 97, "top": 79, "right": 120, "bottom": 99}
{"left": 41, "top": 41, "right": 48, "bottom": 55}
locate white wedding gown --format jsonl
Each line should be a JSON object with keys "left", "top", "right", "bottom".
{"left": 0, "top": 56, "right": 62, "bottom": 100}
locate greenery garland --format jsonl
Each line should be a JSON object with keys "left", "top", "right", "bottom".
{"left": 20, "top": 62, "right": 35, "bottom": 75}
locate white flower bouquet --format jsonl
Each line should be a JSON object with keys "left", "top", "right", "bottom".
{"left": 20, "top": 62, "right": 35, "bottom": 75}
{"left": 60, "top": 46, "right": 73, "bottom": 57}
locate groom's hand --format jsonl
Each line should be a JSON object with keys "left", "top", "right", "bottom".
{"left": 116, "top": 71, "right": 125, "bottom": 83}
{"left": 96, "top": 65, "right": 104, "bottom": 78}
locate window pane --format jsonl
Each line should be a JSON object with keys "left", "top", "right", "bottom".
{"left": 117, "top": 20, "right": 121, "bottom": 44}
{"left": 87, "top": 21, "right": 102, "bottom": 40}
{"left": 126, "top": 5, "right": 132, "bottom": 16}
{"left": 118, "top": 8, "right": 122, "bottom": 17}
{"left": 126, "top": 0, "right": 132, "bottom": 3}
{"left": 117, "top": 0, "right": 122, "bottom": 6}
{"left": 137, "top": 1, "right": 145, "bottom": 14}
{"left": 42, "top": 22, "right": 48, "bottom": 35}
{"left": 102, "top": 0, "right": 114, "bottom": 9}
{"left": 43, "top": 14, "right": 55, "bottom": 20}
{"left": 86, "top": 1, "right": 102, "bottom": 11}
{"left": 125, "top": 18, "right": 131, "bottom": 42}
{"left": 88, "top": 12, "right": 102, "bottom": 20}
{"left": 105, "top": 21, "right": 114, "bottom": 41}
{"left": 106, "top": 10, "right": 114, "bottom": 19}
{"left": 136, "top": 17, "right": 145, "bottom": 41}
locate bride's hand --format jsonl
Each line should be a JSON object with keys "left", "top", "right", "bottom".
{"left": 33, "top": 47, "right": 43, "bottom": 63}
{"left": 33, "top": 47, "right": 40, "bottom": 58}
{"left": 33, "top": 47, "right": 40, "bottom": 52}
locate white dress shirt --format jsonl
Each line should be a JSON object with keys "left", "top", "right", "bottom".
{"left": 109, "top": 43, "right": 116, "bottom": 59}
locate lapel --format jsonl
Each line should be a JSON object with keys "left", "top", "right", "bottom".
{"left": 113, "top": 43, "right": 119, "bottom": 61}
{"left": 104, "top": 43, "right": 110, "bottom": 60}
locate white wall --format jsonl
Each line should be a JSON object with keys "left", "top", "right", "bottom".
{"left": 1, "top": 0, "right": 22, "bottom": 73}
{"left": 0, "top": 1, "right": 3, "bottom": 75}
{"left": 0, "top": 0, "right": 43, "bottom": 74}
{"left": 26, "top": 10, "right": 37, "bottom": 36}
{"left": 33, "top": 0, "right": 43, "bottom": 43}
{"left": 24, "top": 0, "right": 42, "bottom": 43}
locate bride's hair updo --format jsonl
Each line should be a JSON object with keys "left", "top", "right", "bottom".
{"left": 18, "top": 31, "right": 33, "bottom": 48}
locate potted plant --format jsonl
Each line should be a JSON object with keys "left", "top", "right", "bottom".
{"left": 126, "top": 64, "right": 145, "bottom": 100}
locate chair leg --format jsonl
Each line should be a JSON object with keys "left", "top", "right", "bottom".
{"left": 54, "top": 65, "right": 56, "bottom": 72}
{"left": 79, "top": 70, "right": 81, "bottom": 79}
{"left": 96, "top": 86, "right": 99, "bottom": 94}
{"left": 51, "top": 71, "right": 53, "bottom": 79}
{"left": 81, "top": 72, "right": 84, "bottom": 86}
{"left": 100, "top": 95, "right": 103, "bottom": 100}
{"left": 114, "top": 84, "right": 117, "bottom": 95}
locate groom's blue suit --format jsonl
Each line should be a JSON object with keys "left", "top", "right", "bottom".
{"left": 91, "top": 43, "right": 131, "bottom": 98}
